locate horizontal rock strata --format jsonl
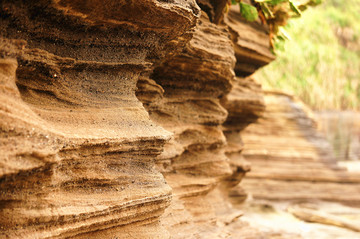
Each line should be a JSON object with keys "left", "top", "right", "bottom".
{"left": 221, "top": 76, "right": 265, "bottom": 204}
{"left": 137, "top": 3, "right": 274, "bottom": 237}
{"left": 0, "top": 0, "right": 279, "bottom": 238}
{"left": 138, "top": 11, "right": 237, "bottom": 237}
{"left": 225, "top": 5, "right": 275, "bottom": 77}
{"left": 0, "top": 0, "right": 199, "bottom": 238}
{"left": 241, "top": 92, "right": 360, "bottom": 206}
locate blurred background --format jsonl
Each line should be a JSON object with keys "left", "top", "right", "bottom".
{"left": 255, "top": 0, "right": 360, "bottom": 164}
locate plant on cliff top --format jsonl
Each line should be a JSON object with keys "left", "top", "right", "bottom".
{"left": 256, "top": 0, "right": 360, "bottom": 110}
{"left": 227, "top": 0, "right": 322, "bottom": 47}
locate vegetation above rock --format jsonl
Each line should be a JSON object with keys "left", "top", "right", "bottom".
{"left": 228, "top": 0, "right": 322, "bottom": 46}
{"left": 256, "top": 0, "right": 360, "bottom": 110}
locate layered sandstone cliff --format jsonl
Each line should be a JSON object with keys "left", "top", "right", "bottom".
{"left": 241, "top": 92, "right": 360, "bottom": 206}
{"left": 239, "top": 92, "right": 360, "bottom": 238}
{"left": 0, "top": 1, "right": 275, "bottom": 238}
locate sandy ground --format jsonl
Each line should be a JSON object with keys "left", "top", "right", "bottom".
{"left": 241, "top": 198, "right": 360, "bottom": 239}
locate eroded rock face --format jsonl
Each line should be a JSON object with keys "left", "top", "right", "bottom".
{"left": 137, "top": 12, "right": 236, "bottom": 237}
{"left": 137, "top": 6, "right": 273, "bottom": 237}
{"left": 241, "top": 92, "right": 360, "bottom": 206}
{"left": 0, "top": 1, "right": 274, "bottom": 238}
{"left": 0, "top": 1, "right": 199, "bottom": 238}
{"left": 221, "top": 76, "right": 265, "bottom": 203}
{"left": 225, "top": 6, "right": 275, "bottom": 77}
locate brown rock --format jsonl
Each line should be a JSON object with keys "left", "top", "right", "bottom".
{"left": 225, "top": 5, "right": 275, "bottom": 77}
{"left": 138, "top": 12, "right": 236, "bottom": 237}
{"left": 241, "top": 92, "right": 360, "bottom": 206}
{"left": 0, "top": 1, "right": 199, "bottom": 238}
{"left": 0, "top": 1, "right": 278, "bottom": 238}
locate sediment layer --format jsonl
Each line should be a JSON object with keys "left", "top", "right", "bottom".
{"left": 0, "top": 1, "right": 277, "bottom": 238}
{"left": 241, "top": 92, "right": 360, "bottom": 206}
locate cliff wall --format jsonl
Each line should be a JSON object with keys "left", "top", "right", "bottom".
{"left": 241, "top": 92, "right": 360, "bottom": 206}
{"left": 0, "top": 1, "right": 274, "bottom": 238}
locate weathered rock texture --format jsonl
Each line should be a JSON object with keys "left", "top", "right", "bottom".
{"left": 241, "top": 92, "right": 360, "bottom": 206}
{"left": 0, "top": 1, "right": 276, "bottom": 238}
{"left": 137, "top": 4, "right": 274, "bottom": 237}
{"left": 137, "top": 11, "right": 237, "bottom": 237}
{"left": 0, "top": 0, "right": 199, "bottom": 238}
{"left": 225, "top": 9, "right": 275, "bottom": 77}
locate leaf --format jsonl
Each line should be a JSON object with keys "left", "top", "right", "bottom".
{"left": 231, "top": 0, "right": 238, "bottom": 5}
{"left": 269, "top": 0, "right": 288, "bottom": 5}
{"left": 260, "top": 2, "right": 274, "bottom": 18}
{"left": 255, "top": 0, "right": 288, "bottom": 5}
{"left": 309, "top": 0, "right": 322, "bottom": 5}
{"left": 278, "top": 26, "right": 291, "bottom": 40}
{"left": 239, "top": 2, "right": 259, "bottom": 22}
{"left": 254, "top": 0, "right": 273, "bottom": 2}
{"left": 224, "top": 3, "right": 229, "bottom": 13}
{"left": 289, "top": 1, "right": 302, "bottom": 16}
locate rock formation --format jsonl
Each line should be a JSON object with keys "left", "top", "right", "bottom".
{"left": 0, "top": 1, "right": 275, "bottom": 238}
{"left": 241, "top": 91, "right": 360, "bottom": 206}
{"left": 136, "top": 3, "right": 273, "bottom": 237}
{"left": 2, "top": 1, "right": 359, "bottom": 238}
{"left": 0, "top": 0, "right": 198, "bottom": 238}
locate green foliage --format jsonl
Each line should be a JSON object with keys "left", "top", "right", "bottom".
{"left": 229, "top": 0, "right": 322, "bottom": 46}
{"left": 256, "top": 0, "right": 360, "bottom": 110}
{"left": 289, "top": 1, "right": 301, "bottom": 16}
{"left": 239, "top": 2, "right": 258, "bottom": 21}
